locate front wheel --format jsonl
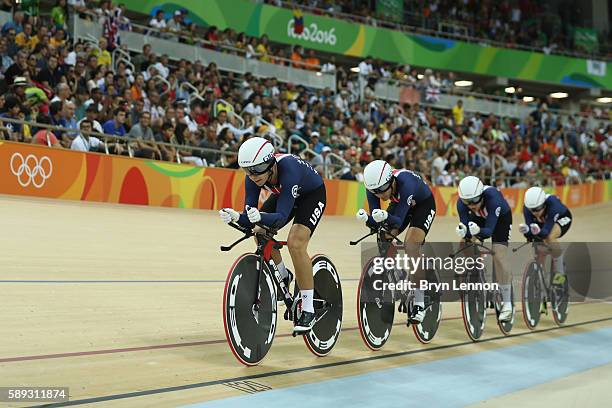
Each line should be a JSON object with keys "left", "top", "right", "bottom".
{"left": 521, "top": 261, "right": 543, "bottom": 330}
{"left": 460, "top": 267, "right": 487, "bottom": 341}
{"left": 223, "top": 253, "right": 278, "bottom": 366}
{"left": 357, "top": 259, "right": 396, "bottom": 351}
{"left": 301, "top": 254, "right": 343, "bottom": 357}
{"left": 412, "top": 268, "right": 442, "bottom": 344}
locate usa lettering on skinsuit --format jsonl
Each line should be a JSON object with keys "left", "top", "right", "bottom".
{"left": 309, "top": 201, "right": 325, "bottom": 225}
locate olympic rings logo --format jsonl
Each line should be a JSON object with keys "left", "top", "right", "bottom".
{"left": 10, "top": 153, "right": 53, "bottom": 188}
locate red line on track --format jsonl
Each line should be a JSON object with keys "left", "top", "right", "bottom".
{"left": 0, "top": 316, "right": 463, "bottom": 363}
{"left": 4, "top": 301, "right": 605, "bottom": 364}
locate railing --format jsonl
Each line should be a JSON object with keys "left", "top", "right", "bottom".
{"left": 72, "top": 14, "right": 336, "bottom": 91}
{"left": 0, "top": 116, "right": 236, "bottom": 166}
{"left": 214, "top": 99, "right": 246, "bottom": 129}
{"left": 112, "top": 47, "right": 135, "bottom": 74}
{"left": 287, "top": 133, "right": 349, "bottom": 178}
{"left": 373, "top": 77, "right": 611, "bottom": 128}
{"left": 179, "top": 81, "right": 205, "bottom": 104}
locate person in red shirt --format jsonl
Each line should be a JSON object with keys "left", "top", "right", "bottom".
{"left": 32, "top": 116, "right": 62, "bottom": 147}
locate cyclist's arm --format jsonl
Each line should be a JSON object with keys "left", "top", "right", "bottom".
{"left": 237, "top": 178, "right": 261, "bottom": 227}
{"left": 259, "top": 172, "right": 300, "bottom": 229}
{"left": 365, "top": 190, "right": 380, "bottom": 228}
{"left": 522, "top": 207, "right": 536, "bottom": 239}
{"left": 385, "top": 190, "right": 412, "bottom": 229}
{"left": 457, "top": 201, "right": 472, "bottom": 239}
{"left": 478, "top": 201, "right": 501, "bottom": 240}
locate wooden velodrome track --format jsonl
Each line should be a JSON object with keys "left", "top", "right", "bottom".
{"left": 1, "top": 194, "right": 611, "bottom": 407}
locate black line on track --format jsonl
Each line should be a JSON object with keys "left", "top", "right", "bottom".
{"left": 31, "top": 315, "right": 612, "bottom": 407}
{"left": 0, "top": 279, "right": 361, "bottom": 283}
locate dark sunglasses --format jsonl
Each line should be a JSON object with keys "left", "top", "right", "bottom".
{"left": 529, "top": 204, "right": 546, "bottom": 213}
{"left": 244, "top": 160, "right": 273, "bottom": 176}
{"left": 369, "top": 179, "right": 393, "bottom": 195}
{"left": 461, "top": 195, "right": 483, "bottom": 206}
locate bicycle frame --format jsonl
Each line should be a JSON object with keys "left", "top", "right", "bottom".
{"left": 514, "top": 241, "right": 554, "bottom": 305}
{"left": 221, "top": 222, "right": 293, "bottom": 310}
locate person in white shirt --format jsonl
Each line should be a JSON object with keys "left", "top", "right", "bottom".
{"left": 71, "top": 119, "right": 103, "bottom": 152}
{"left": 149, "top": 10, "right": 167, "bottom": 31}
{"left": 358, "top": 57, "right": 374, "bottom": 76}
{"left": 243, "top": 94, "right": 262, "bottom": 119}
{"left": 321, "top": 56, "right": 337, "bottom": 74}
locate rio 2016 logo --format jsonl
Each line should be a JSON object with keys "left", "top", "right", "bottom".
{"left": 287, "top": 20, "right": 337, "bottom": 46}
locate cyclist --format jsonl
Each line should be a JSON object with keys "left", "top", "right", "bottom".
{"left": 455, "top": 176, "right": 514, "bottom": 322}
{"left": 519, "top": 186, "right": 572, "bottom": 287}
{"left": 356, "top": 160, "right": 437, "bottom": 323}
{"left": 219, "top": 137, "right": 326, "bottom": 334}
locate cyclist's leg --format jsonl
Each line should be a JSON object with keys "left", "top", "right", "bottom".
{"left": 258, "top": 193, "right": 293, "bottom": 278}
{"left": 492, "top": 210, "right": 513, "bottom": 308}
{"left": 403, "top": 195, "right": 436, "bottom": 311}
{"left": 288, "top": 185, "right": 326, "bottom": 322}
{"left": 544, "top": 224, "right": 565, "bottom": 280}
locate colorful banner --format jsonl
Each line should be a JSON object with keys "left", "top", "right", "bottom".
{"left": 120, "top": 0, "right": 612, "bottom": 89}
{"left": 1, "top": 143, "right": 610, "bottom": 217}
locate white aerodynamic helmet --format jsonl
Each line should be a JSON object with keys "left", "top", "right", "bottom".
{"left": 363, "top": 160, "right": 394, "bottom": 193}
{"left": 524, "top": 186, "right": 548, "bottom": 210}
{"left": 458, "top": 176, "right": 484, "bottom": 204}
{"left": 238, "top": 137, "right": 275, "bottom": 174}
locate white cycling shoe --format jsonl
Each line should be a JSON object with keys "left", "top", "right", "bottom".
{"left": 498, "top": 303, "right": 514, "bottom": 322}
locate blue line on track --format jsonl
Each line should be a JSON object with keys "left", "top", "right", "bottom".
{"left": 181, "top": 326, "right": 612, "bottom": 408}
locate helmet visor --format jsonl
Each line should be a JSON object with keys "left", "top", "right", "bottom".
{"left": 244, "top": 160, "right": 273, "bottom": 176}
{"left": 461, "top": 195, "right": 483, "bottom": 206}
{"left": 369, "top": 178, "right": 393, "bottom": 195}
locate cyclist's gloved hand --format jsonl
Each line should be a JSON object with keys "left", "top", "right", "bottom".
{"left": 219, "top": 208, "right": 239, "bottom": 224}
{"left": 518, "top": 223, "right": 530, "bottom": 234}
{"left": 356, "top": 208, "right": 369, "bottom": 223}
{"left": 372, "top": 209, "right": 388, "bottom": 223}
{"left": 246, "top": 205, "right": 261, "bottom": 223}
{"left": 529, "top": 223, "right": 541, "bottom": 235}
{"left": 468, "top": 221, "right": 480, "bottom": 236}
{"left": 455, "top": 223, "right": 467, "bottom": 238}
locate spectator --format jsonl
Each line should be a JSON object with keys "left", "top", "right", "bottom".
{"left": 127, "top": 111, "right": 160, "bottom": 159}
{"left": 49, "top": 28, "right": 67, "bottom": 49}
{"left": 59, "top": 100, "right": 78, "bottom": 137}
{"left": 78, "top": 104, "right": 104, "bottom": 134}
{"left": 166, "top": 10, "right": 184, "bottom": 36}
{"left": 37, "top": 55, "right": 63, "bottom": 90}
{"left": 32, "top": 115, "right": 62, "bottom": 147}
{"left": 312, "top": 145, "right": 333, "bottom": 174}
{"left": 452, "top": 99, "right": 464, "bottom": 126}
{"left": 0, "top": 94, "right": 22, "bottom": 141}
{"left": 102, "top": 107, "right": 127, "bottom": 136}
{"left": 149, "top": 10, "right": 167, "bottom": 34}
{"left": 15, "top": 23, "right": 37, "bottom": 50}
{"left": 304, "top": 49, "right": 320, "bottom": 71}
{"left": 1, "top": 11, "right": 24, "bottom": 34}
{"left": 290, "top": 45, "right": 304, "bottom": 69}
{"left": 51, "top": 0, "right": 68, "bottom": 30}
{"left": 92, "top": 37, "right": 111, "bottom": 68}
{"left": 199, "top": 125, "right": 221, "bottom": 164}
{"left": 4, "top": 50, "right": 27, "bottom": 86}
{"left": 156, "top": 121, "right": 176, "bottom": 161}
{"left": 256, "top": 35, "right": 271, "bottom": 63}
{"left": 71, "top": 119, "right": 104, "bottom": 152}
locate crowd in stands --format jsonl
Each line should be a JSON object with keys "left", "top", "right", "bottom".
{"left": 0, "top": 2, "right": 610, "bottom": 187}
{"left": 263, "top": 0, "right": 611, "bottom": 58}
